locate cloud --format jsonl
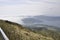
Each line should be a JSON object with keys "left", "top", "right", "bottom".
{"left": 0, "top": 0, "right": 60, "bottom": 6}
{"left": 44, "top": 5, "right": 60, "bottom": 16}
{"left": 0, "top": 0, "right": 60, "bottom": 23}
{"left": 0, "top": 0, "right": 60, "bottom": 16}
{"left": 0, "top": 3, "right": 43, "bottom": 16}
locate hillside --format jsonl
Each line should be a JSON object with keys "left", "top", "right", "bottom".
{"left": 25, "top": 24, "right": 60, "bottom": 40}
{"left": 22, "top": 15, "right": 60, "bottom": 27}
{"left": 0, "top": 20, "right": 59, "bottom": 40}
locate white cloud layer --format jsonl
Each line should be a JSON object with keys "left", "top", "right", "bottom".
{"left": 0, "top": 0, "right": 60, "bottom": 16}
{"left": 0, "top": 0, "right": 60, "bottom": 23}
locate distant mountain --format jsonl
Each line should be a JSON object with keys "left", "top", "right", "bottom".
{"left": 22, "top": 18, "right": 42, "bottom": 25}
{"left": 21, "top": 15, "right": 60, "bottom": 40}
{"left": 25, "top": 23, "right": 60, "bottom": 31}
{"left": 34, "top": 15, "right": 60, "bottom": 21}
{"left": 22, "top": 15, "right": 60, "bottom": 27}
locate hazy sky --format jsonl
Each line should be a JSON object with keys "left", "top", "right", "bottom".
{"left": 0, "top": 0, "right": 60, "bottom": 16}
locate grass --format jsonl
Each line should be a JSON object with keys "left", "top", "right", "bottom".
{"left": 0, "top": 20, "right": 55, "bottom": 40}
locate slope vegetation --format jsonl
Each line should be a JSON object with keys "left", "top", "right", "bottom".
{"left": 0, "top": 20, "right": 54, "bottom": 40}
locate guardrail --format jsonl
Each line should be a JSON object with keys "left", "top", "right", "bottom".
{"left": 0, "top": 28, "right": 9, "bottom": 40}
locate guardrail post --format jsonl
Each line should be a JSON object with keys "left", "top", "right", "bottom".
{"left": 0, "top": 28, "right": 9, "bottom": 40}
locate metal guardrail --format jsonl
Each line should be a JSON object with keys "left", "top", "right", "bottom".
{"left": 0, "top": 28, "right": 9, "bottom": 40}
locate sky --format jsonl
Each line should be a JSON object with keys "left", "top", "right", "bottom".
{"left": 0, "top": 0, "right": 60, "bottom": 16}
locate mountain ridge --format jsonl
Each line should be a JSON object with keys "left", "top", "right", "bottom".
{"left": 22, "top": 15, "right": 60, "bottom": 27}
